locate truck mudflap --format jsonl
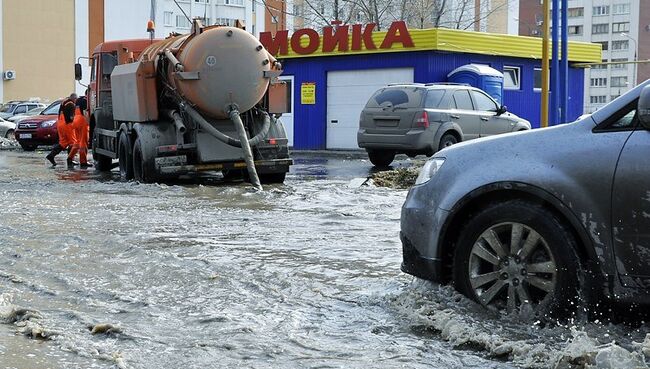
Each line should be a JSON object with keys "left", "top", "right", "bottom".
{"left": 155, "top": 157, "right": 292, "bottom": 175}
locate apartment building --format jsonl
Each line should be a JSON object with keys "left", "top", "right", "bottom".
{"left": 519, "top": 0, "right": 649, "bottom": 113}
{"left": 0, "top": 0, "right": 88, "bottom": 103}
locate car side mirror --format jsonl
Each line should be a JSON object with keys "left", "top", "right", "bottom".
{"left": 75, "top": 63, "right": 82, "bottom": 81}
{"left": 639, "top": 85, "right": 650, "bottom": 130}
{"left": 496, "top": 105, "right": 507, "bottom": 116}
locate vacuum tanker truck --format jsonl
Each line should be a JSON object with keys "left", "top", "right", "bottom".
{"left": 76, "top": 20, "right": 291, "bottom": 186}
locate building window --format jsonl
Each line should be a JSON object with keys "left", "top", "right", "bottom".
{"left": 590, "top": 77, "right": 607, "bottom": 87}
{"left": 593, "top": 59, "right": 608, "bottom": 70}
{"left": 613, "top": 3, "right": 630, "bottom": 14}
{"left": 612, "top": 22, "right": 630, "bottom": 33}
{"left": 534, "top": 68, "right": 542, "bottom": 90}
{"left": 592, "top": 23, "right": 609, "bottom": 34}
{"left": 195, "top": 0, "right": 209, "bottom": 3}
{"left": 568, "top": 25, "right": 583, "bottom": 35}
{"left": 503, "top": 66, "right": 521, "bottom": 90}
{"left": 164, "top": 11, "right": 173, "bottom": 26}
{"left": 224, "top": 0, "right": 243, "bottom": 5}
{"left": 611, "top": 58, "right": 628, "bottom": 70}
{"left": 176, "top": 15, "right": 191, "bottom": 28}
{"left": 590, "top": 96, "right": 607, "bottom": 104}
{"left": 612, "top": 40, "right": 629, "bottom": 50}
{"left": 215, "top": 18, "right": 237, "bottom": 26}
{"left": 611, "top": 76, "right": 628, "bottom": 87}
{"left": 198, "top": 17, "right": 210, "bottom": 25}
{"left": 568, "top": 7, "right": 584, "bottom": 17}
{"left": 592, "top": 5, "right": 609, "bottom": 16}
{"left": 594, "top": 41, "right": 608, "bottom": 51}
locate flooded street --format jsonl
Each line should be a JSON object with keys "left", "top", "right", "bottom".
{"left": 1, "top": 149, "right": 649, "bottom": 369}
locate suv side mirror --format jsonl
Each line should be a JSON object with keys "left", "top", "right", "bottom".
{"left": 496, "top": 105, "right": 507, "bottom": 116}
{"left": 639, "top": 85, "right": 650, "bottom": 130}
{"left": 74, "top": 63, "right": 82, "bottom": 81}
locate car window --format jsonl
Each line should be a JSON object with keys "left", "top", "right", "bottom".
{"left": 424, "top": 90, "right": 445, "bottom": 108}
{"left": 471, "top": 91, "right": 498, "bottom": 112}
{"left": 366, "top": 87, "right": 424, "bottom": 108}
{"left": 0, "top": 103, "right": 16, "bottom": 113}
{"left": 14, "top": 106, "right": 27, "bottom": 114}
{"left": 42, "top": 101, "right": 61, "bottom": 115}
{"left": 452, "top": 90, "right": 474, "bottom": 110}
{"left": 594, "top": 98, "right": 638, "bottom": 132}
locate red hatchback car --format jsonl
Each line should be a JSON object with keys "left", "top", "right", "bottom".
{"left": 14, "top": 100, "right": 61, "bottom": 151}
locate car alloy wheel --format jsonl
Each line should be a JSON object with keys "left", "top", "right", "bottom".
{"left": 453, "top": 200, "right": 581, "bottom": 318}
{"left": 468, "top": 222, "right": 556, "bottom": 313}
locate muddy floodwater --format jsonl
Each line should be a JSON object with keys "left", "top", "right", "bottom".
{"left": 1, "top": 150, "right": 649, "bottom": 369}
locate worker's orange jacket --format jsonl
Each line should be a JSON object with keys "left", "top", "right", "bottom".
{"left": 56, "top": 113, "right": 73, "bottom": 148}
{"left": 70, "top": 108, "right": 89, "bottom": 149}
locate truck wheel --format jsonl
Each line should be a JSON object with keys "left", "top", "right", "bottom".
{"left": 259, "top": 172, "right": 287, "bottom": 184}
{"left": 19, "top": 143, "right": 36, "bottom": 151}
{"left": 367, "top": 150, "right": 395, "bottom": 167}
{"left": 92, "top": 135, "right": 112, "bottom": 172}
{"left": 132, "top": 137, "right": 157, "bottom": 183}
{"left": 118, "top": 132, "right": 134, "bottom": 180}
{"left": 453, "top": 200, "right": 582, "bottom": 319}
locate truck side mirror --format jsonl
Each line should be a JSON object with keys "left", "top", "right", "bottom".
{"left": 639, "top": 85, "right": 650, "bottom": 130}
{"left": 75, "top": 63, "right": 82, "bottom": 81}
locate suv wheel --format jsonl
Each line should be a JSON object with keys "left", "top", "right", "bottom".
{"left": 367, "top": 150, "right": 395, "bottom": 167}
{"left": 19, "top": 142, "right": 36, "bottom": 151}
{"left": 438, "top": 133, "right": 458, "bottom": 151}
{"left": 453, "top": 200, "right": 581, "bottom": 318}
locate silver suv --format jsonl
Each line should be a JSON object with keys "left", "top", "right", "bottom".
{"left": 357, "top": 83, "right": 531, "bottom": 166}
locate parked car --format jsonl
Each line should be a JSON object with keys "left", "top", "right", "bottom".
{"left": 14, "top": 100, "right": 61, "bottom": 151}
{"left": 0, "top": 101, "right": 46, "bottom": 119}
{"left": 7, "top": 106, "right": 46, "bottom": 123}
{"left": 400, "top": 80, "right": 650, "bottom": 318}
{"left": 357, "top": 83, "right": 531, "bottom": 167}
{"left": 0, "top": 117, "right": 15, "bottom": 139}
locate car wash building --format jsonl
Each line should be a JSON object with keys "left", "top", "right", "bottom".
{"left": 260, "top": 22, "right": 600, "bottom": 150}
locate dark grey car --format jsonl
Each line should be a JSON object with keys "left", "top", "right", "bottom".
{"left": 400, "top": 80, "right": 650, "bottom": 317}
{"left": 357, "top": 84, "right": 530, "bottom": 167}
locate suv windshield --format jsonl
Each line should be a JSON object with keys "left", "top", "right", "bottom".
{"left": 42, "top": 101, "right": 61, "bottom": 115}
{"left": 366, "top": 87, "right": 424, "bottom": 108}
{"left": 0, "top": 103, "right": 16, "bottom": 113}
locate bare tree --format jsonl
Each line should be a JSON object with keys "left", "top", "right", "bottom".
{"left": 296, "top": 0, "right": 514, "bottom": 33}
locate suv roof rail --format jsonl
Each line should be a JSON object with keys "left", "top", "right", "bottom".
{"left": 424, "top": 82, "right": 471, "bottom": 86}
{"left": 386, "top": 82, "right": 426, "bottom": 86}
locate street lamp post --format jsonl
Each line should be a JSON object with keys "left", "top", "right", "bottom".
{"left": 621, "top": 32, "right": 638, "bottom": 86}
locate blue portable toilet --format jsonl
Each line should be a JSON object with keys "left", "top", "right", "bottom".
{"left": 447, "top": 64, "right": 504, "bottom": 105}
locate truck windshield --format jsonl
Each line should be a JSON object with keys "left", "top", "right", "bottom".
{"left": 100, "top": 52, "right": 118, "bottom": 90}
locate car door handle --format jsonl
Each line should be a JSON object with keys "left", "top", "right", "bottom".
{"left": 450, "top": 114, "right": 460, "bottom": 119}
{"left": 480, "top": 117, "right": 489, "bottom": 121}
{"left": 330, "top": 120, "right": 338, "bottom": 124}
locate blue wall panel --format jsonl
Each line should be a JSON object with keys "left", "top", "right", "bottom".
{"left": 282, "top": 50, "right": 586, "bottom": 150}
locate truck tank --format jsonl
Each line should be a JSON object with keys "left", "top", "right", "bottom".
{"left": 139, "top": 26, "right": 278, "bottom": 119}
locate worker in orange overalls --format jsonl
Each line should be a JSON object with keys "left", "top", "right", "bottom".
{"left": 67, "top": 97, "right": 91, "bottom": 168}
{"left": 45, "top": 99, "right": 76, "bottom": 166}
